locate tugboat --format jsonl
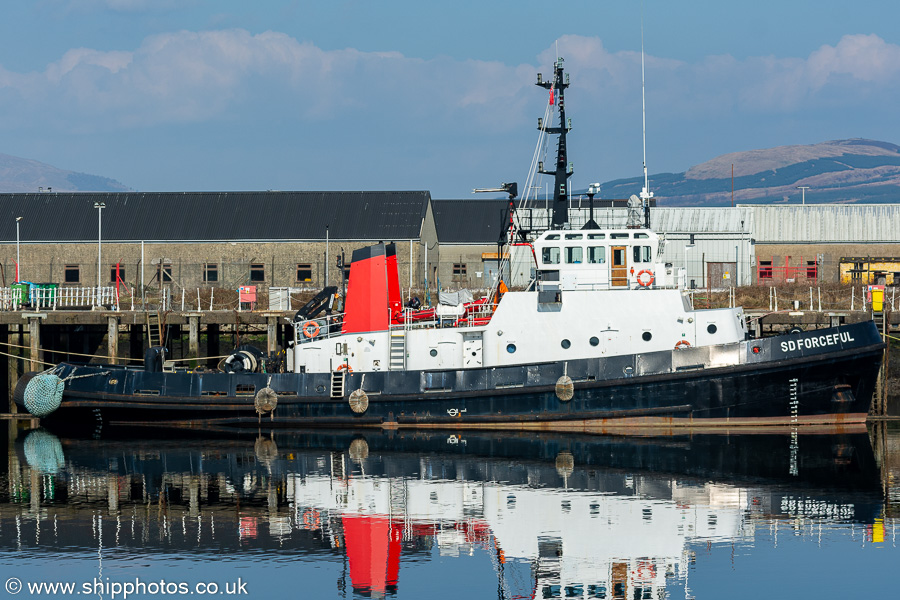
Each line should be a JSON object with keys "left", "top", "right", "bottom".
{"left": 17, "top": 58, "right": 884, "bottom": 429}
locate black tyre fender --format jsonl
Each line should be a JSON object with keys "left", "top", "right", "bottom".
{"left": 12, "top": 372, "right": 40, "bottom": 411}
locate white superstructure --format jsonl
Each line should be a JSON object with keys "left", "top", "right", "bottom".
{"left": 292, "top": 227, "right": 747, "bottom": 374}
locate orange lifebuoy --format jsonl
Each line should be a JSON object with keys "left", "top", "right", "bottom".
{"left": 303, "top": 509, "right": 321, "bottom": 529}
{"left": 336, "top": 364, "right": 353, "bottom": 373}
{"left": 636, "top": 269, "right": 655, "bottom": 287}
{"left": 302, "top": 321, "right": 320, "bottom": 338}
{"left": 675, "top": 340, "right": 691, "bottom": 349}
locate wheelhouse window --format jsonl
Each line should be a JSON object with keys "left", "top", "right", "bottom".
{"left": 587, "top": 233, "right": 605, "bottom": 240}
{"left": 633, "top": 246, "right": 652, "bottom": 263}
{"left": 564, "top": 233, "right": 583, "bottom": 240}
{"left": 296, "top": 263, "right": 312, "bottom": 282}
{"left": 542, "top": 247, "right": 560, "bottom": 265}
{"left": 203, "top": 263, "right": 218, "bottom": 283}
{"left": 64, "top": 265, "right": 80, "bottom": 284}
{"left": 565, "top": 247, "right": 583, "bottom": 264}
{"left": 610, "top": 233, "right": 629, "bottom": 239}
{"left": 587, "top": 246, "right": 606, "bottom": 264}
{"left": 250, "top": 263, "right": 265, "bottom": 282}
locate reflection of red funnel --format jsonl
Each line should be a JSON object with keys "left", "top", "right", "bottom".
{"left": 342, "top": 515, "right": 403, "bottom": 597}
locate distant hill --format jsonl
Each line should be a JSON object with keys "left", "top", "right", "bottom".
{"left": 601, "top": 139, "right": 900, "bottom": 206}
{"left": 0, "top": 153, "right": 130, "bottom": 193}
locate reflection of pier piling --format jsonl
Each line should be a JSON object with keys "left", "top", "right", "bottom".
{"left": 2, "top": 309, "right": 295, "bottom": 402}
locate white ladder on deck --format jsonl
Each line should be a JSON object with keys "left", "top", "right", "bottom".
{"left": 330, "top": 370, "right": 344, "bottom": 398}
{"left": 389, "top": 330, "right": 406, "bottom": 370}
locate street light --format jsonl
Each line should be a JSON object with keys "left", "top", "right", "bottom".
{"left": 15, "top": 217, "right": 22, "bottom": 282}
{"left": 797, "top": 186, "right": 809, "bottom": 205}
{"left": 94, "top": 201, "right": 106, "bottom": 305}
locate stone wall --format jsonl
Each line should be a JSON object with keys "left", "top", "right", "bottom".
{"left": 754, "top": 243, "right": 900, "bottom": 284}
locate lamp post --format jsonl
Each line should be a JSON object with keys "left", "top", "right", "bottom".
{"left": 94, "top": 201, "right": 106, "bottom": 305}
{"left": 797, "top": 186, "right": 809, "bottom": 205}
{"left": 15, "top": 217, "right": 22, "bottom": 282}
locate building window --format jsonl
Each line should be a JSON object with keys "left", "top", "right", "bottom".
{"left": 759, "top": 260, "right": 773, "bottom": 279}
{"left": 109, "top": 265, "right": 125, "bottom": 283}
{"left": 64, "top": 265, "right": 80, "bottom": 284}
{"left": 203, "top": 263, "right": 218, "bottom": 283}
{"left": 296, "top": 263, "right": 312, "bottom": 282}
{"left": 453, "top": 263, "right": 467, "bottom": 275}
{"left": 157, "top": 262, "right": 173, "bottom": 283}
{"left": 250, "top": 263, "right": 265, "bottom": 282}
{"left": 806, "top": 261, "right": 818, "bottom": 279}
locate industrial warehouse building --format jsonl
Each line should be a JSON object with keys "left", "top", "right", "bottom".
{"left": 2, "top": 191, "right": 899, "bottom": 297}
{"left": 0, "top": 191, "right": 440, "bottom": 296}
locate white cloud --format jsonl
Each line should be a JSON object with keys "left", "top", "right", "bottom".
{"left": 0, "top": 30, "right": 898, "bottom": 140}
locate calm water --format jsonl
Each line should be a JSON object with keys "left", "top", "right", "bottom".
{"left": 1, "top": 424, "right": 898, "bottom": 599}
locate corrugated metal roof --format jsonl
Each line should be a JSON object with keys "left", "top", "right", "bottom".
{"left": 519, "top": 206, "right": 752, "bottom": 233}
{"left": 649, "top": 207, "right": 752, "bottom": 234}
{"left": 433, "top": 199, "right": 511, "bottom": 244}
{"left": 743, "top": 204, "right": 900, "bottom": 243}
{"left": 0, "top": 191, "right": 431, "bottom": 242}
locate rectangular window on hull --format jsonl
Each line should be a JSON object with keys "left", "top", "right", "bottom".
{"left": 565, "top": 247, "right": 583, "bottom": 264}
{"left": 542, "top": 247, "right": 561, "bottom": 265}
{"left": 541, "top": 246, "right": 559, "bottom": 265}
{"left": 631, "top": 245, "right": 652, "bottom": 263}
{"left": 587, "top": 246, "right": 606, "bottom": 264}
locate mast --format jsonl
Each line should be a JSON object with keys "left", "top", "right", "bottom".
{"left": 536, "top": 57, "right": 572, "bottom": 228}
{"left": 639, "top": 8, "right": 653, "bottom": 229}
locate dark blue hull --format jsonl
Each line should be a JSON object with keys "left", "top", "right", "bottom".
{"left": 22, "top": 321, "right": 884, "bottom": 429}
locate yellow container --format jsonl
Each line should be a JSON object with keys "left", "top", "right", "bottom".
{"left": 872, "top": 288, "right": 884, "bottom": 312}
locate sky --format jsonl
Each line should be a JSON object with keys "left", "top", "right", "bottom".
{"left": 1, "top": 0, "right": 899, "bottom": 198}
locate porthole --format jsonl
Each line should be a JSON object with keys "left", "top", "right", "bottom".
{"left": 316, "top": 384, "right": 325, "bottom": 393}
{"left": 507, "top": 343, "right": 517, "bottom": 353}
{"left": 429, "top": 349, "right": 438, "bottom": 357}
{"left": 707, "top": 324, "right": 717, "bottom": 334}
{"left": 589, "top": 336, "right": 599, "bottom": 346}
{"left": 642, "top": 331, "right": 652, "bottom": 341}
{"left": 623, "top": 365, "right": 635, "bottom": 376}
{"left": 561, "top": 339, "right": 571, "bottom": 349}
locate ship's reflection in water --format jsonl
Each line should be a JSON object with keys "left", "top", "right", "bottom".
{"left": 1, "top": 425, "right": 899, "bottom": 599}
